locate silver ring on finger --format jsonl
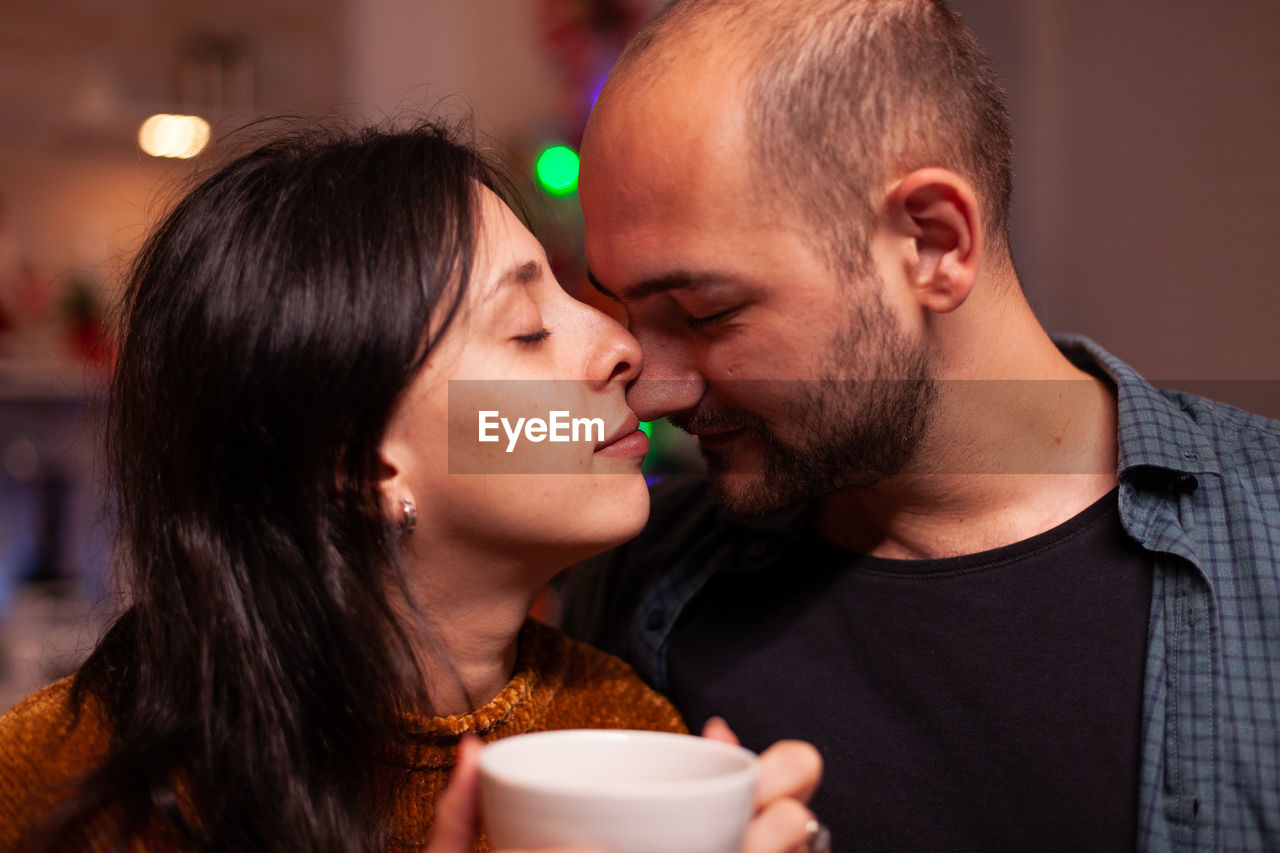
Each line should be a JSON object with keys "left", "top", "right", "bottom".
{"left": 798, "top": 818, "right": 832, "bottom": 853}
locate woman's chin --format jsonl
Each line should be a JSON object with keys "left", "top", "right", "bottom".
{"left": 564, "top": 475, "right": 652, "bottom": 561}
{"left": 447, "top": 471, "right": 651, "bottom": 571}
{"left": 606, "top": 472, "right": 652, "bottom": 541}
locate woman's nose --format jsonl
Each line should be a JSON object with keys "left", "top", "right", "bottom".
{"left": 585, "top": 307, "right": 643, "bottom": 387}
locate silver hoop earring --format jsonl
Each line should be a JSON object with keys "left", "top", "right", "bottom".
{"left": 399, "top": 498, "right": 417, "bottom": 535}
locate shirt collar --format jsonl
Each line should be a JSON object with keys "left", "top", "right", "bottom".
{"left": 1053, "top": 333, "right": 1220, "bottom": 481}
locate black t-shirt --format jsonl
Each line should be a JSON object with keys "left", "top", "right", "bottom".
{"left": 666, "top": 489, "right": 1152, "bottom": 852}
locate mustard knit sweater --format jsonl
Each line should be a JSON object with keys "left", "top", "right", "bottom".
{"left": 0, "top": 620, "right": 687, "bottom": 851}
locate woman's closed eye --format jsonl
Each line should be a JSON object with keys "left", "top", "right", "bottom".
{"left": 513, "top": 328, "right": 551, "bottom": 346}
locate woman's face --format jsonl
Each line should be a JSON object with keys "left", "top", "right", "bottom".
{"left": 380, "top": 189, "right": 650, "bottom": 570}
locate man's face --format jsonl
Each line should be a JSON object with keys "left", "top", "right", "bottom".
{"left": 580, "top": 69, "right": 935, "bottom": 514}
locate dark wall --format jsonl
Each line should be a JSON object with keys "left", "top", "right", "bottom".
{"left": 951, "top": 0, "right": 1280, "bottom": 417}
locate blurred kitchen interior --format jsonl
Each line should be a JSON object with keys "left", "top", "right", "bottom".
{"left": 1, "top": 0, "right": 1278, "bottom": 710}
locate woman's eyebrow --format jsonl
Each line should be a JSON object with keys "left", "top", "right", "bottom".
{"left": 489, "top": 259, "right": 544, "bottom": 293}
{"left": 503, "top": 259, "right": 542, "bottom": 287}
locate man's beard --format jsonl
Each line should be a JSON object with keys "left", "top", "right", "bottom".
{"left": 670, "top": 285, "right": 937, "bottom": 515}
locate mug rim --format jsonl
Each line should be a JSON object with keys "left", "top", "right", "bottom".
{"left": 478, "top": 728, "right": 759, "bottom": 800}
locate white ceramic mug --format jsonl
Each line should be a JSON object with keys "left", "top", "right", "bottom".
{"left": 478, "top": 729, "right": 759, "bottom": 853}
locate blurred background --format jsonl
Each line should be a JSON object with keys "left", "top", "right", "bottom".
{"left": 1, "top": 0, "right": 1277, "bottom": 710}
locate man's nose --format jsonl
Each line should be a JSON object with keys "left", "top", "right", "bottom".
{"left": 623, "top": 325, "right": 707, "bottom": 421}
{"left": 626, "top": 375, "right": 705, "bottom": 423}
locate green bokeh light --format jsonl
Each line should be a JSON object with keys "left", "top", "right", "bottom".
{"left": 535, "top": 145, "right": 580, "bottom": 196}
{"left": 639, "top": 421, "right": 653, "bottom": 438}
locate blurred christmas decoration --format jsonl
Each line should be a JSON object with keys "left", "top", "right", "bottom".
{"left": 537, "top": 0, "right": 654, "bottom": 147}
{"left": 529, "top": 0, "right": 702, "bottom": 478}
{"left": 535, "top": 145, "right": 581, "bottom": 196}
{"left": 59, "top": 274, "right": 112, "bottom": 366}
{"left": 0, "top": 196, "right": 49, "bottom": 350}
{"left": 525, "top": 0, "right": 657, "bottom": 297}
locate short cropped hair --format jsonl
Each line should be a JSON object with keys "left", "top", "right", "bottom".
{"left": 612, "top": 0, "right": 1014, "bottom": 277}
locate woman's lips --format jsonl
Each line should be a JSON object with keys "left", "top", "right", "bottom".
{"left": 595, "top": 428, "right": 650, "bottom": 458}
{"left": 595, "top": 415, "right": 650, "bottom": 457}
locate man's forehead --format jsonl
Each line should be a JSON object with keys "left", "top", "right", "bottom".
{"left": 583, "top": 84, "right": 754, "bottom": 212}
{"left": 587, "top": 41, "right": 752, "bottom": 157}
{"left": 578, "top": 163, "right": 774, "bottom": 274}
{"left": 578, "top": 43, "right": 785, "bottom": 279}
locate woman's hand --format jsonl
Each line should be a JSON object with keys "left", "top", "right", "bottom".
{"left": 425, "top": 735, "right": 485, "bottom": 853}
{"left": 701, "top": 718, "right": 824, "bottom": 853}
{"left": 427, "top": 735, "right": 599, "bottom": 853}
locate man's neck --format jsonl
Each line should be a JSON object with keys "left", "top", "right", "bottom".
{"left": 815, "top": 325, "right": 1119, "bottom": 559}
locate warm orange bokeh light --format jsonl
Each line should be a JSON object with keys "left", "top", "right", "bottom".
{"left": 137, "top": 114, "right": 210, "bottom": 159}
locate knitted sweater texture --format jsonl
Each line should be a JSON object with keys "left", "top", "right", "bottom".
{"left": 0, "top": 619, "right": 686, "bottom": 851}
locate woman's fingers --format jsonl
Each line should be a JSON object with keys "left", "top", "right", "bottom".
{"left": 426, "top": 735, "right": 483, "bottom": 853}
{"left": 742, "top": 741, "right": 824, "bottom": 853}
{"left": 739, "top": 797, "right": 816, "bottom": 853}
{"left": 702, "top": 721, "right": 825, "bottom": 852}
{"left": 700, "top": 721, "right": 821, "bottom": 808}
{"left": 754, "top": 740, "right": 823, "bottom": 807}
{"left": 701, "top": 716, "right": 741, "bottom": 745}
{"left": 430, "top": 738, "right": 602, "bottom": 853}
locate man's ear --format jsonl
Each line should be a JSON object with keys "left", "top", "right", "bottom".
{"left": 883, "top": 168, "right": 982, "bottom": 314}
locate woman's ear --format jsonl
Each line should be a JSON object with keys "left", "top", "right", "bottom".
{"left": 376, "top": 436, "right": 412, "bottom": 526}
{"left": 883, "top": 168, "right": 982, "bottom": 314}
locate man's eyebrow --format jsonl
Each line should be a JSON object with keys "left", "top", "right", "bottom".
{"left": 587, "top": 269, "right": 733, "bottom": 302}
{"left": 587, "top": 270, "right": 616, "bottom": 300}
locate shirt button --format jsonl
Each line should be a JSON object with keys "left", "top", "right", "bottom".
{"left": 646, "top": 610, "right": 664, "bottom": 631}
{"left": 1182, "top": 451, "right": 1199, "bottom": 462}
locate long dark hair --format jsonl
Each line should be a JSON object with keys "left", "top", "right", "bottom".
{"left": 39, "top": 119, "right": 512, "bottom": 851}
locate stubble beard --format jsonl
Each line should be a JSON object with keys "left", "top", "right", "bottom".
{"left": 674, "top": 284, "right": 937, "bottom": 515}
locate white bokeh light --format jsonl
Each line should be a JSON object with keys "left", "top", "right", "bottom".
{"left": 138, "top": 114, "right": 211, "bottom": 159}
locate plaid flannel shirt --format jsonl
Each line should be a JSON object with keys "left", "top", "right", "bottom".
{"left": 563, "top": 335, "right": 1280, "bottom": 852}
